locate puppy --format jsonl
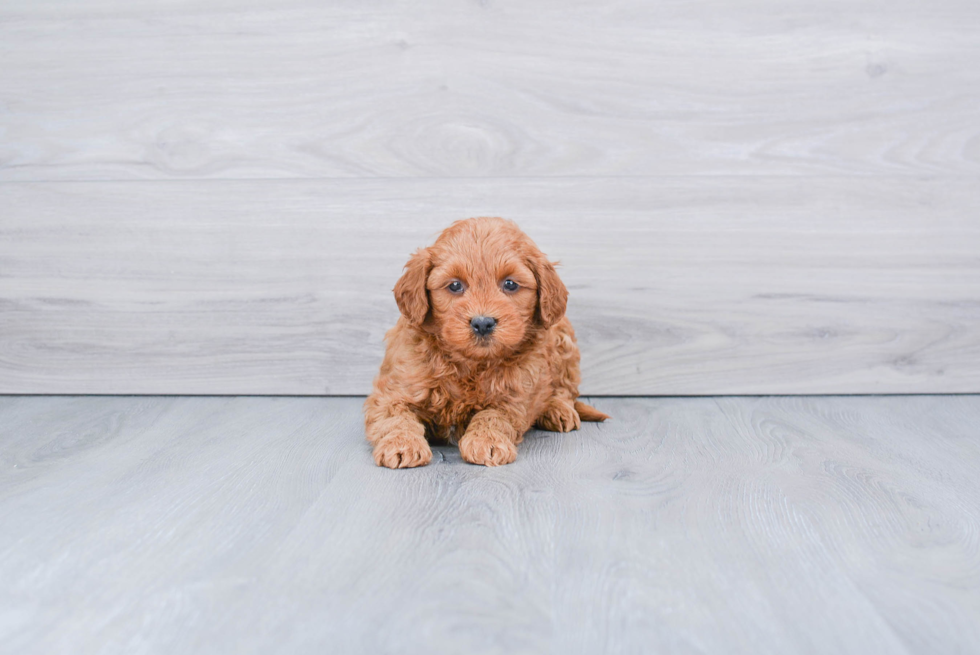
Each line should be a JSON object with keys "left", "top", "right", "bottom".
{"left": 364, "top": 217, "right": 608, "bottom": 468}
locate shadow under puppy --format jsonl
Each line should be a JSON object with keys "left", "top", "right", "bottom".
{"left": 364, "top": 217, "right": 608, "bottom": 468}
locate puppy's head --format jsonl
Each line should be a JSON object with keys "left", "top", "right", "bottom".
{"left": 394, "top": 217, "right": 567, "bottom": 360}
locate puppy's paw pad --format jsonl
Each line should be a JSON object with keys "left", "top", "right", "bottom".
{"left": 536, "top": 401, "right": 581, "bottom": 432}
{"left": 373, "top": 433, "right": 432, "bottom": 469}
{"left": 459, "top": 432, "right": 517, "bottom": 467}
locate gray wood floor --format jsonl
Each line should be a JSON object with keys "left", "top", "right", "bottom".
{"left": 2, "top": 395, "right": 978, "bottom": 654}
{"left": 3, "top": 0, "right": 979, "bottom": 396}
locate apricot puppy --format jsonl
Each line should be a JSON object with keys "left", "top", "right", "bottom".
{"left": 364, "top": 217, "right": 608, "bottom": 468}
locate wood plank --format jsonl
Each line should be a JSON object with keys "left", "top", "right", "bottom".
{"left": 1, "top": 0, "right": 979, "bottom": 180}
{"left": 1, "top": 395, "right": 979, "bottom": 653}
{"left": 1, "top": 177, "right": 978, "bottom": 395}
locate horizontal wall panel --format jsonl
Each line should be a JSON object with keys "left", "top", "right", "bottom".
{"left": 1, "top": 0, "right": 979, "bottom": 181}
{"left": 1, "top": 177, "right": 978, "bottom": 395}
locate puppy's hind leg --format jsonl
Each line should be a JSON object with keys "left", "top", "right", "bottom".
{"left": 541, "top": 319, "right": 610, "bottom": 429}
{"left": 535, "top": 396, "right": 581, "bottom": 433}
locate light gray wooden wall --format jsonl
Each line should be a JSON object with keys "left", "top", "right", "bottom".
{"left": 2, "top": 0, "right": 979, "bottom": 395}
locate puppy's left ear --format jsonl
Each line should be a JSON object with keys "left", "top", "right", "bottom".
{"left": 528, "top": 252, "right": 568, "bottom": 328}
{"left": 394, "top": 247, "right": 432, "bottom": 326}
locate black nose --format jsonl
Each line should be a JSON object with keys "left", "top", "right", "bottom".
{"left": 470, "top": 315, "right": 497, "bottom": 337}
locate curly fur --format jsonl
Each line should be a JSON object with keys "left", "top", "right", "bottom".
{"left": 364, "top": 217, "right": 608, "bottom": 468}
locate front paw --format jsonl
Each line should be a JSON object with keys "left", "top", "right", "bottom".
{"left": 373, "top": 432, "right": 432, "bottom": 469}
{"left": 459, "top": 429, "right": 517, "bottom": 467}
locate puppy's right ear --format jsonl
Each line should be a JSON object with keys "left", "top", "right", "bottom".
{"left": 393, "top": 247, "right": 432, "bottom": 326}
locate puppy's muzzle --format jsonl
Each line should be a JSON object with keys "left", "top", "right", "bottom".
{"left": 470, "top": 315, "right": 497, "bottom": 337}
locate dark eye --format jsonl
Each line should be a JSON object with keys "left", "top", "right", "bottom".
{"left": 447, "top": 280, "right": 464, "bottom": 294}
{"left": 502, "top": 279, "right": 519, "bottom": 292}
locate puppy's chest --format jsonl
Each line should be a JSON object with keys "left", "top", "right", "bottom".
{"left": 429, "top": 375, "right": 493, "bottom": 415}
{"left": 424, "top": 369, "right": 531, "bottom": 435}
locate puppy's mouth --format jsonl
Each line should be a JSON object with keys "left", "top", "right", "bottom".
{"left": 467, "top": 332, "right": 504, "bottom": 358}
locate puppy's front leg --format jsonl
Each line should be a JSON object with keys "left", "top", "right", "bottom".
{"left": 459, "top": 409, "right": 521, "bottom": 467}
{"left": 364, "top": 402, "right": 431, "bottom": 469}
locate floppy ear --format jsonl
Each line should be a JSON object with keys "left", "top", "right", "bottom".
{"left": 393, "top": 247, "right": 432, "bottom": 326}
{"left": 528, "top": 252, "right": 568, "bottom": 328}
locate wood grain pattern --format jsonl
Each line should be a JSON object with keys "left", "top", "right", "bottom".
{"left": 1, "top": 395, "right": 978, "bottom": 653}
{"left": 3, "top": 0, "right": 980, "bottom": 395}
{"left": 2, "top": 177, "right": 979, "bottom": 395}
{"left": 1, "top": 0, "right": 979, "bottom": 180}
